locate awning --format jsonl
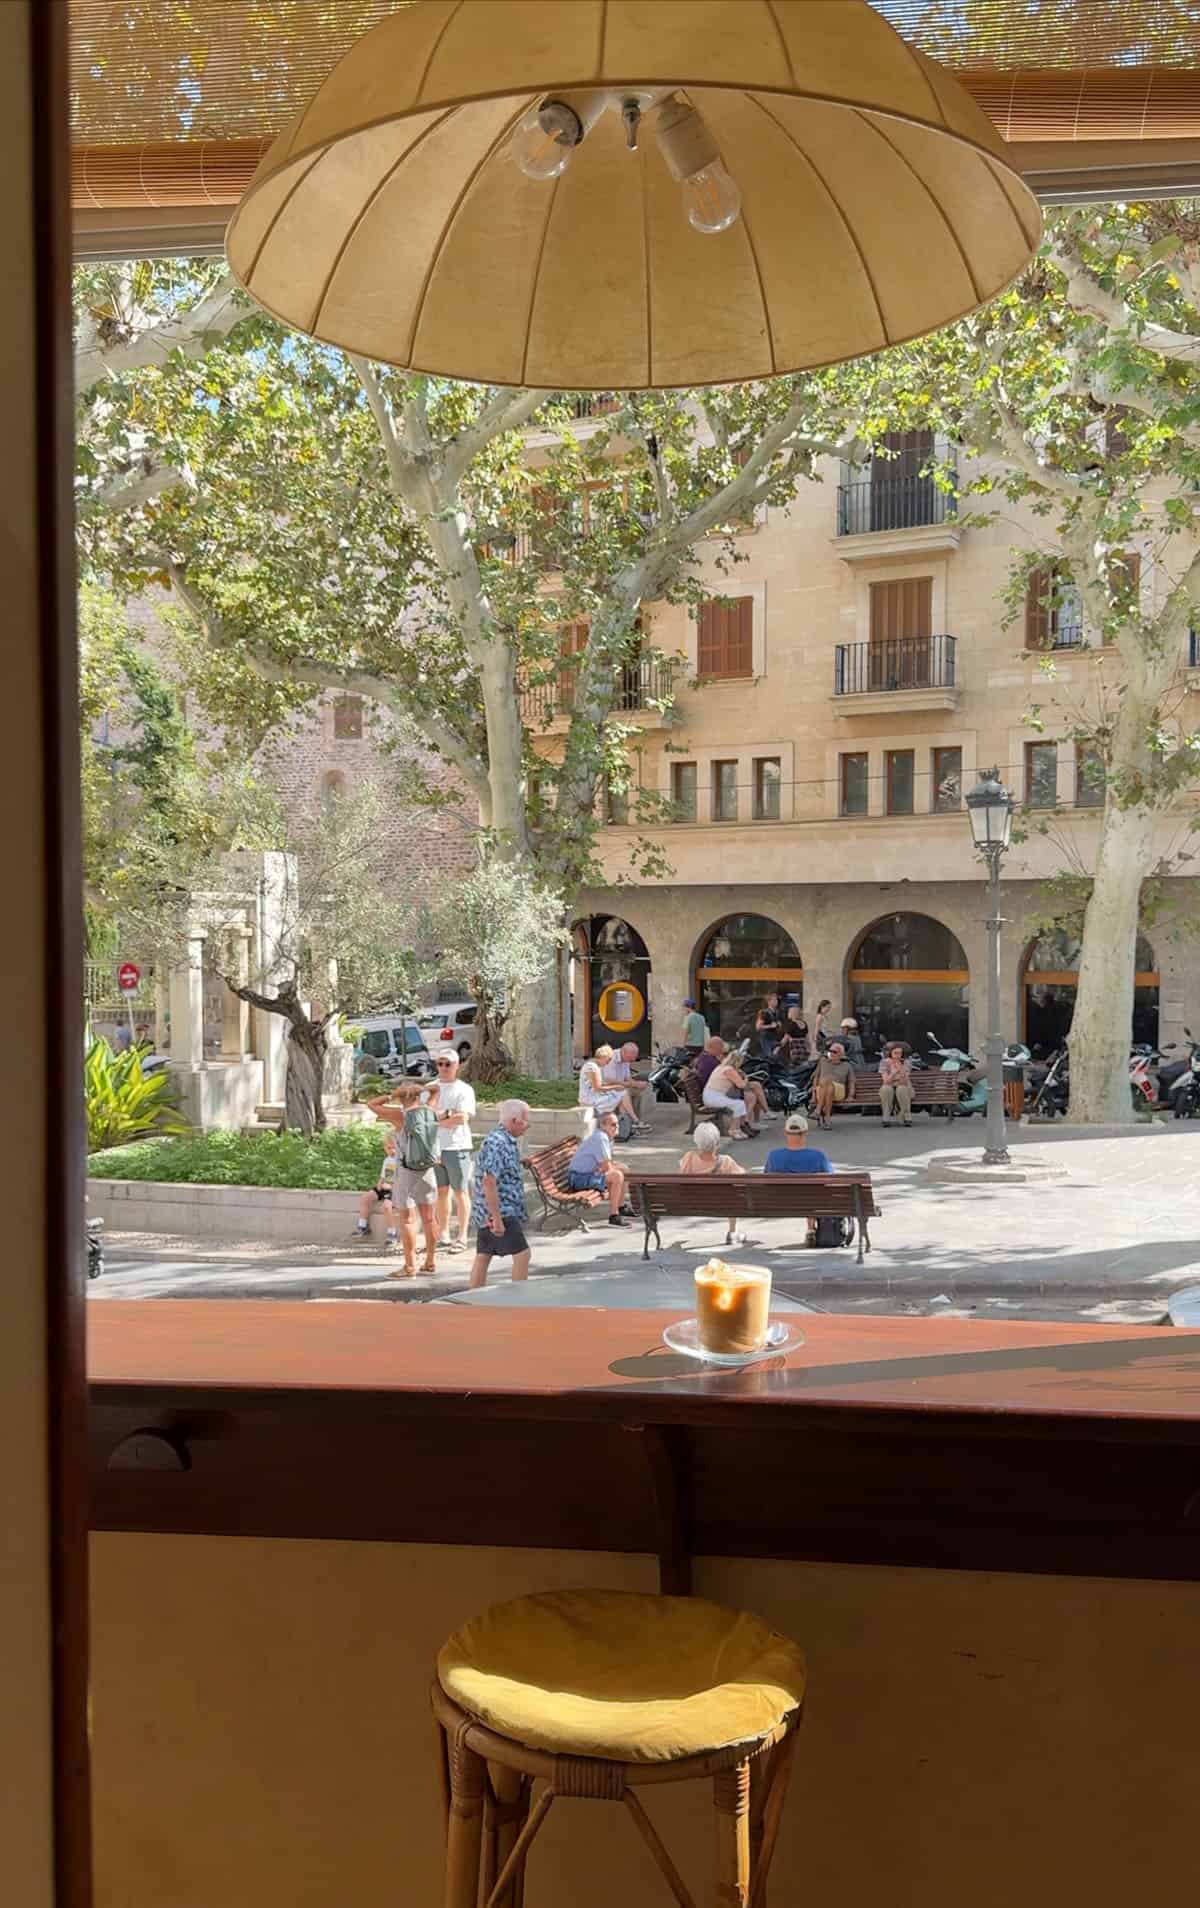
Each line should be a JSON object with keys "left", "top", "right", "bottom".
{"left": 69, "top": 0, "right": 1200, "bottom": 254}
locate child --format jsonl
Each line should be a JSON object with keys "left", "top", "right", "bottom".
{"left": 354, "top": 1128, "right": 399, "bottom": 1248}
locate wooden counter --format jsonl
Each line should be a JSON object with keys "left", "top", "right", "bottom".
{"left": 89, "top": 1301, "right": 1200, "bottom": 1583}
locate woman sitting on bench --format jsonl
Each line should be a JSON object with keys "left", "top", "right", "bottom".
{"left": 680, "top": 1121, "right": 746, "bottom": 1249}
{"left": 578, "top": 1044, "right": 649, "bottom": 1135}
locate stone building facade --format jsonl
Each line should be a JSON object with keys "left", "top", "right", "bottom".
{"left": 553, "top": 438, "right": 1200, "bottom": 1060}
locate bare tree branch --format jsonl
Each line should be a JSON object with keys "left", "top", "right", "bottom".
{"left": 1050, "top": 245, "right": 1200, "bottom": 364}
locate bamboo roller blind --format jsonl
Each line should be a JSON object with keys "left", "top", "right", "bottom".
{"left": 69, "top": 0, "right": 1200, "bottom": 211}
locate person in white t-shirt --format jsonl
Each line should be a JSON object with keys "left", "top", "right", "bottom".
{"left": 428, "top": 1048, "right": 477, "bottom": 1251}
{"left": 602, "top": 1040, "right": 648, "bottom": 1118}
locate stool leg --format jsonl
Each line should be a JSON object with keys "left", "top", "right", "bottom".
{"left": 444, "top": 1730, "right": 487, "bottom": 1908}
{"left": 489, "top": 1764, "right": 532, "bottom": 1908}
{"left": 713, "top": 1761, "right": 751, "bottom": 1908}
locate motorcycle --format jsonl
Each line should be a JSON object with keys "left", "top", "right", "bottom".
{"left": 87, "top": 1215, "right": 104, "bottom": 1280}
{"left": 1028, "top": 1046, "right": 1069, "bottom": 1118}
{"left": 1166, "top": 1031, "right": 1200, "bottom": 1118}
{"left": 741, "top": 1050, "right": 816, "bottom": 1114}
{"left": 648, "top": 1044, "right": 692, "bottom": 1104}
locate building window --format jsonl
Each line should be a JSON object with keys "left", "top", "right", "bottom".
{"left": 885, "top": 749, "right": 914, "bottom": 816}
{"left": 712, "top": 759, "right": 738, "bottom": 823}
{"left": 840, "top": 751, "right": 868, "bottom": 817}
{"left": 332, "top": 694, "right": 364, "bottom": 739}
{"left": 604, "top": 778, "right": 630, "bottom": 825}
{"left": 671, "top": 761, "right": 697, "bottom": 822}
{"left": 932, "top": 746, "right": 962, "bottom": 812}
{"left": 1025, "top": 740, "right": 1058, "bottom": 808}
{"left": 697, "top": 596, "right": 753, "bottom": 679}
{"left": 1024, "top": 566, "right": 1083, "bottom": 649}
{"left": 1076, "top": 744, "right": 1105, "bottom": 807}
{"left": 320, "top": 769, "right": 348, "bottom": 804}
{"left": 752, "top": 757, "right": 781, "bottom": 820}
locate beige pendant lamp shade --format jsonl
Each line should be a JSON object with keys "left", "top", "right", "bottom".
{"left": 226, "top": 0, "right": 1042, "bottom": 390}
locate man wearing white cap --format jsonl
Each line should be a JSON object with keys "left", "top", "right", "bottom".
{"left": 429, "top": 1045, "right": 476, "bottom": 1252}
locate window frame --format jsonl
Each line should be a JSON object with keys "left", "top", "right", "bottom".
{"left": 752, "top": 756, "right": 781, "bottom": 822}
{"left": 670, "top": 760, "right": 697, "bottom": 823}
{"left": 712, "top": 758, "right": 739, "bottom": 824}
{"left": 931, "top": 746, "right": 962, "bottom": 813}
{"left": 332, "top": 693, "right": 364, "bottom": 740}
{"left": 1025, "top": 740, "right": 1059, "bottom": 808}
{"left": 840, "top": 751, "right": 869, "bottom": 818}
{"left": 885, "top": 748, "right": 915, "bottom": 817}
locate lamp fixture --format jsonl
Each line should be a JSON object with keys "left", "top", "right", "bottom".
{"left": 227, "top": 0, "right": 1042, "bottom": 391}
{"left": 965, "top": 768, "right": 1015, "bottom": 856}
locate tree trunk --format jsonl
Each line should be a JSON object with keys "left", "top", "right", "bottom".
{"left": 508, "top": 946, "right": 572, "bottom": 1079}
{"left": 284, "top": 1015, "right": 328, "bottom": 1136}
{"left": 1067, "top": 796, "right": 1157, "bottom": 1123}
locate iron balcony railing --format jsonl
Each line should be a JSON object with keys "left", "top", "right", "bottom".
{"left": 837, "top": 460, "right": 958, "bottom": 536}
{"left": 834, "top": 635, "right": 956, "bottom": 696}
{"left": 521, "top": 655, "right": 676, "bottom": 725}
{"left": 1051, "top": 618, "right": 1085, "bottom": 649}
{"left": 535, "top": 392, "right": 621, "bottom": 421}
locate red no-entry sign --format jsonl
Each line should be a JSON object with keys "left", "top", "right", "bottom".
{"left": 117, "top": 962, "right": 140, "bottom": 994}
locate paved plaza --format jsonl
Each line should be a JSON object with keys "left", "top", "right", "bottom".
{"left": 89, "top": 1099, "right": 1200, "bottom": 1322}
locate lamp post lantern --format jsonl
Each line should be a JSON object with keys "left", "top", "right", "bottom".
{"left": 965, "top": 769, "right": 1015, "bottom": 1165}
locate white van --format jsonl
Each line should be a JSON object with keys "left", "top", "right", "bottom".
{"left": 353, "top": 1014, "right": 433, "bottom": 1081}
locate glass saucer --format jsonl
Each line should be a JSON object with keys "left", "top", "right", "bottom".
{"left": 661, "top": 1318, "right": 805, "bottom": 1367}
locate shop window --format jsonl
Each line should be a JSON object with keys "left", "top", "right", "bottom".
{"left": 671, "top": 761, "right": 697, "bottom": 822}
{"left": 696, "top": 913, "right": 803, "bottom": 1043}
{"left": 1025, "top": 741, "right": 1059, "bottom": 807}
{"left": 886, "top": 749, "right": 914, "bottom": 815}
{"left": 712, "top": 759, "right": 738, "bottom": 823}
{"left": 332, "top": 694, "right": 364, "bottom": 739}
{"left": 849, "top": 912, "right": 970, "bottom": 1054}
{"left": 753, "top": 757, "right": 781, "bottom": 820}
{"left": 840, "top": 751, "right": 868, "bottom": 817}
{"left": 1023, "top": 929, "right": 1158, "bottom": 1052}
{"left": 932, "top": 746, "right": 962, "bottom": 812}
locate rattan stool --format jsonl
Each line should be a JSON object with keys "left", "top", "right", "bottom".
{"left": 432, "top": 1589, "right": 806, "bottom": 1908}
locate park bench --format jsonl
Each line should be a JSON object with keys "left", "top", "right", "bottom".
{"left": 680, "top": 1067, "right": 735, "bottom": 1136}
{"left": 527, "top": 1138, "right": 606, "bottom": 1232}
{"left": 626, "top": 1171, "right": 880, "bottom": 1264}
{"left": 833, "top": 1068, "right": 959, "bottom": 1115}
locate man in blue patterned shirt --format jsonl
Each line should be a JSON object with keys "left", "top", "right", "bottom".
{"left": 469, "top": 1100, "right": 532, "bottom": 1290}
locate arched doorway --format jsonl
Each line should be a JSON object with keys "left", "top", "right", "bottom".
{"left": 575, "top": 915, "right": 652, "bottom": 1057}
{"left": 695, "top": 914, "right": 802, "bottom": 1043}
{"left": 848, "top": 912, "right": 969, "bottom": 1054}
{"left": 1022, "top": 929, "right": 1159, "bottom": 1054}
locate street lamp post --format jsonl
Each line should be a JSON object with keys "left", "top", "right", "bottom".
{"left": 965, "top": 769, "right": 1015, "bottom": 1166}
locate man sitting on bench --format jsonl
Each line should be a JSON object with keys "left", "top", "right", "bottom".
{"left": 764, "top": 1110, "right": 834, "bottom": 1177}
{"left": 567, "top": 1112, "right": 632, "bottom": 1228}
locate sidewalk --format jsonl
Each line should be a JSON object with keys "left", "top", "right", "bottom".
{"left": 89, "top": 1098, "right": 1200, "bottom": 1320}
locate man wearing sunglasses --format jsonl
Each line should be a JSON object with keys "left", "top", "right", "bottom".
{"left": 429, "top": 1046, "right": 476, "bottom": 1251}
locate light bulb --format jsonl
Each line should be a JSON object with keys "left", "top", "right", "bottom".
{"left": 681, "top": 160, "right": 742, "bottom": 235}
{"left": 511, "top": 98, "right": 583, "bottom": 182}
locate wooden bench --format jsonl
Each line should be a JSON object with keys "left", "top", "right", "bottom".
{"left": 680, "top": 1066, "right": 734, "bottom": 1136}
{"left": 626, "top": 1171, "right": 881, "bottom": 1264}
{"left": 831, "top": 1068, "right": 959, "bottom": 1115}
{"left": 527, "top": 1138, "right": 606, "bottom": 1232}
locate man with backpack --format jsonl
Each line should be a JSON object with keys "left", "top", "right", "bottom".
{"left": 367, "top": 1086, "right": 441, "bottom": 1277}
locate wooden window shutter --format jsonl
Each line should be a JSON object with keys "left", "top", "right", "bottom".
{"left": 698, "top": 597, "right": 753, "bottom": 678}
{"left": 1025, "top": 568, "right": 1052, "bottom": 649}
{"left": 1111, "top": 550, "right": 1141, "bottom": 599}
{"left": 870, "top": 577, "right": 932, "bottom": 643}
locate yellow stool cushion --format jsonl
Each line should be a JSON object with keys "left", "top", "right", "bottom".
{"left": 437, "top": 1589, "right": 806, "bottom": 1764}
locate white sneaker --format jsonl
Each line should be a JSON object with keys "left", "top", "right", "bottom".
{"left": 725, "top": 1230, "right": 749, "bottom": 1248}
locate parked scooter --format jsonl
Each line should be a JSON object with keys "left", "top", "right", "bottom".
{"left": 648, "top": 1045, "right": 692, "bottom": 1104}
{"left": 87, "top": 1215, "right": 104, "bottom": 1280}
{"left": 924, "top": 1032, "right": 987, "bottom": 1116}
{"left": 1028, "top": 1046, "right": 1069, "bottom": 1118}
{"left": 741, "top": 1050, "right": 816, "bottom": 1114}
{"left": 1164, "top": 1031, "right": 1200, "bottom": 1118}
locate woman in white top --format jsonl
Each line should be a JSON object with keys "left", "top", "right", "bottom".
{"left": 578, "top": 1044, "right": 647, "bottom": 1131}
{"left": 679, "top": 1121, "right": 747, "bottom": 1247}
{"left": 702, "top": 1055, "right": 756, "bottom": 1139}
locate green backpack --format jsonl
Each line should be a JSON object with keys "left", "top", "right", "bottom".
{"left": 402, "top": 1104, "right": 441, "bottom": 1172}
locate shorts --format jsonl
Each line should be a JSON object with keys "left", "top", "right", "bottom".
{"left": 703, "top": 1088, "right": 746, "bottom": 1115}
{"left": 368, "top": 1184, "right": 393, "bottom": 1204}
{"left": 474, "top": 1219, "right": 529, "bottom": 1259}
{"left": 828, "top": 1082, "right": 847, "bottom": 1103}
{"left": 435, "top": 1152, "right": 472, "bottom": 1192}
{"left": 568, "top": 1168, "right": 608, "bottom": 1194}
{"left": 393, "top": 1163, "right": 438, "bottom": 1208}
